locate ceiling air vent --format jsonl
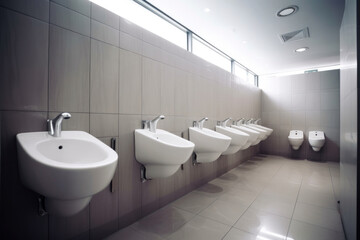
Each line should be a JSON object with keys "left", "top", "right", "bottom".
{"left": 280, "top": 27, "right": 310, "bottom": 43}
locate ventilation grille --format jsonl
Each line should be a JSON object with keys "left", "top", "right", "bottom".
{"left": 280, "top": 27, "right": 310, "bottom": 43}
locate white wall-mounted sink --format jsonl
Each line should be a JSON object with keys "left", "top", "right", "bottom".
{"left": 17, "top": 131, "right": 118, "bottom": 216}
{"left": 250, "top": 124, "right": 273, "bottom": 136}
{"left": 243, "top": 125, "right": 268, "bottom": 140}
{"left": 135, "top": 129, "right": 194, "bottom": 179}
{"left": 189, "top": 127, "right": 231, "bottom": 163}
{"left": 231, "top": 125, "right": 261, "bottom": 146}
{"left": 215, "top": 126, "right": 249, "bottom": 155}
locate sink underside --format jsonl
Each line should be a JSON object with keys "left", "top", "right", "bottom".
{"left": 135, "top": 129, "right": 194, "bottom": 179}
{"left": 189, "top": 127, "right": 231, "bottom": 163}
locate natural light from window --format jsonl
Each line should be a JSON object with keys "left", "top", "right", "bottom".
{"left": 90, "top": 0, "right": 256, "bottom": 84}
{"left": 193, "top": 37, "right": 231, "bottom": 72}
{"left": 90, "top": 0, "right": 187, "bottom": 49}
{"left": 234, "top": 63, "right": 247, "bottom": 82}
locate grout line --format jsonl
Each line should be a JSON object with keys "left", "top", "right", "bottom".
{"left": 87, "top": 3, "right": 93, "bottom": 237}
{"left": 0, "top": 5, "right": 48, "bottom": 23}
{"left": 51, "top": 1, "right": 90, "bottom": 19}
{"left": 47, "top": 4, "right": 51, "bottom": 119}
{"left": 47, "top": 2, "right": 51, "bottom": 237}
{"left": 285, "top": 167, "right": 304, "bottom": 238}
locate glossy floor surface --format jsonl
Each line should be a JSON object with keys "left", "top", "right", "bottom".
{"left": 106, "top": 155, "right": 344, "bottom": 240}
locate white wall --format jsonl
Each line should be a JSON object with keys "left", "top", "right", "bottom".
{"left": 339, "top": 0, "right": 358, "bottom": 238}
{"left": 259, "top": 70, "right": 340, "bottom": 161}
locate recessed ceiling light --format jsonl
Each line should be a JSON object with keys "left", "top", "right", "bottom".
{"left": 204, "top": 8, "right": 210, "bottom": 13}
{"left": 295, "top": 47, "right": 309, "bottom": 53}
{"left": 277, "top": 5, "right": 299, "bottom": 17}
{"left": 242, "top": 40, "right": 247, "bottom": 44}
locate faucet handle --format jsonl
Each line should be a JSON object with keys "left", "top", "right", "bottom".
{"left": 142, "top": 120, "right": 150, "bottom": 130}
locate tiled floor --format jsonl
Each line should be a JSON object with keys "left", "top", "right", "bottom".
{"left": 106, "top": 155, "right": 345, "bottom": 240}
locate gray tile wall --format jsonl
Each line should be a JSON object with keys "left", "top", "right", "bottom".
{"left": 259, "top": 70, "right": 340, "bottom": 162}
{"left": 0, "top": 1, "right": 261, "bottom": 239}
{"left": 339, "top": 0, "right": 358, "bottom": 239}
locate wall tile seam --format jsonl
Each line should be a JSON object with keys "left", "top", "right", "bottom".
{"left": 89, "top": 3, "right": 93, "bottom": 148}
{"left": 88, "top": 2, "right": 93, "bottom": 232}
{"left": 50, "top": 22, "right": 90, "bottom": 39}
{"left": 91, "top": 37, "right": 119, "bottom": 52}
{"left": 90, "top": 3, "right": 120, "bottom": 31}
{"left": 94, "top": 135, "right": 119, "bottom": 139}
{"left": 50, "top": 2, "right": 90, "bottom": 36}
{"left": 139, "top": 54, "right": 236, "bottom": 86}
{"left": 47, "top": 2, "right": 51, "bottom": 119}
{"left": 339, "top": 88, "right": 357, "bottom": 100}
{"left": 50, "top": 0, "right": 90, "bottom": 18}
{"left": 118, "top": 32, "right": 251, "bottom": 82}
{"left": 0, "top": 5, "right": 49, "bottom": 24}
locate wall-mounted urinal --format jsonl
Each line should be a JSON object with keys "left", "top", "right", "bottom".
{"left": 288, "top": 130, "right": 304, "bottom": 150}
{"left": 308, "top": 131, "right": 325, "bottom": 152}
{"left": 135, "top": 115, "right": 195, "bottom": 180}
{"left": 189, "top": 117, "right": 231, "bottom": 163}
{"left": 215, "top": 118, "right": 249, "bottom": 155}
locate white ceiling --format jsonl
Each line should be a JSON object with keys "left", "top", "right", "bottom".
{"left": 146, "top": 0, "right": 345, "bottom": 75}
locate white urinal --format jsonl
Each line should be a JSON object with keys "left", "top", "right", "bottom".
{"left": 308, "top": 131, "right": 325, "bottom": 151}
{"left": 288, "top": 130, "right": 304, "bottom": 150}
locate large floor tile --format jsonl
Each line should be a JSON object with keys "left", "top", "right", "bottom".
{"left": 251, "top": 194, "right": 295, "bottom": 218}
{"left": 261, "top": 183, "right": 300, "bottom": 203}
{"left": 199, "top": 199, "right": 248, "bottom": 226}
{"left": 223, "top": 228, "right": 257, "bottom": 240}
{"left": 287, "top": 220, "right": 345, "bottom": 240}
{"left": 218, "top": 188, "right": 258, "bottom": 206}
{"left": 292, "top": 202, "right": 343, "bottom": 232}
{"left": 194, "top": 182, "right": 232, "bottom": 198}
{"left": 104, "top": 155, "right": 344, "bottom": 240}
{"left": 131, "top": 206, "right": 195, "bottom": 238}
{"left": 234, "top": 207, "right": 290, "bottom": 238}
{"left": 231, "top": 178, "right": 268, "bottom": 194}
{"left": 298, "top": 188, "right": 337, "bottom": 209}
{"left": 104, "top": 226, "right": 164, "bottom": 240}
{"left": 171, "top": 192, "right": 217, "bottom": 214}
{"left": 167, "top": 215, "right": 231, "bottom": 240}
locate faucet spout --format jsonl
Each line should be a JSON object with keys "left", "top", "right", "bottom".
{"left": 193, "top": 117, "right": 208, "bottom": 129}
{"left": 149, "top": 115, "right": 165, "bottom": 133}
{"left": 47, "top": 112, "right": 71, "bottom": 137}
{"left": 246, "top": 118, "right": 254, "bottom": 124}
{"left": 219, "top": 118, "right": 231, "bottom": 127}
{"left": 254, "top": 118, "right": 261, "bottom": 124}
{"left": 234, "top": 118, "right": 244, "bottom": 126}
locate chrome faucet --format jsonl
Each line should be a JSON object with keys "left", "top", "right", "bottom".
{"left": 246, "top": 118, "right": 254, "bottom": 124}
{"left": 254, "top": 118, "right": 261, "bottom": 124}
{"left": 218, "top": 118, "right": 231, "bottom": 127}
{"left": 143, "top": 115, "right": 165, "bottom": 133}
{"left": 47, "top": 112, "right": 71, "bottom": 137}
{"left": 234, "top": 118, "right": 245, "bottom": 126}
{"left": 193, "top": 117, "right": 208, "bottom": 129}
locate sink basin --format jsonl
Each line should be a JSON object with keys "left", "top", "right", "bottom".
{"left": 250, "top": 124, "right": 273, "bottom": 136}
{"left": 215, "top": 126, "right": 249, "bottom": 155}
{"left": 135, "top": 129, "right": 194, "bottom": 179}
{"left": 189, "top": 127, "right": 231, "bottom": 163}
{"left": 16, "top": 131, "right": 118, "bottom": 216}
{"left": 242, "top": 125, "right": 268, "bottom": 140}
{"left": 231, "top": 125, "right": 261, "bottom": 146}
